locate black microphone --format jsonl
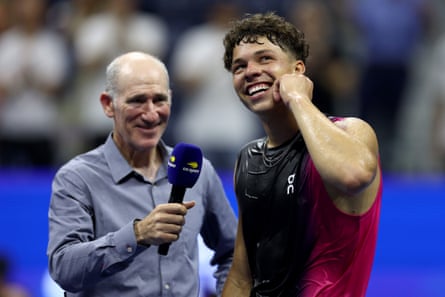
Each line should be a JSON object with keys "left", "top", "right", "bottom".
{"left": 158, "top": 142, "right": 203, "bottom": 256}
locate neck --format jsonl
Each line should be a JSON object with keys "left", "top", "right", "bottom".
{"left": 130, "top": 148, "right": 163, "bottom": 181}
{"left": 112, "top": 133, "right": 164, "bottom": 180}
{"left": 262, "top": 112, "right": 299, "bottom": 148}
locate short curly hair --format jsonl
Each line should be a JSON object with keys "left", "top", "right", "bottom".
{"left": 223, "top": 12, "right": 309, "bottom": 71}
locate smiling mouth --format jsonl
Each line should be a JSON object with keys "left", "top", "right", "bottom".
{"left": 247, "top": 83, "right": 271, "bottom": 96}
{"left": 137, "top": 122, "right": 160, "bottom": 131}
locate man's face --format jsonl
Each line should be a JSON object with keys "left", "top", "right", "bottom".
{"left": 104, "top": 59, "right": 171, "bottom": 153}
{"left": 230, "top": 36, "right": 296, "bottom": 113}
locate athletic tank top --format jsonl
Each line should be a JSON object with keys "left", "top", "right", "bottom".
{"left": 235, "top": 129, "right": 382, "bottom": 297}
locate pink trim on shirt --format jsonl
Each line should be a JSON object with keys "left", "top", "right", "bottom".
{"left": 297, "top": 158, "right": 382, "bottom": 297}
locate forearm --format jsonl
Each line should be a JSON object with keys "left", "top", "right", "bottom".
{"left": 289, "top": 96, "right": 377, "bottom": 192}
{"left": 221, "top": 216, "right": 252, "bottom": 297}
{"left": 222, "top": 274, "right": 251, "bottom": 297}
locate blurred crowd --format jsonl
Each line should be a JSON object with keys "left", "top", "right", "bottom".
{"left": 0, "top": 0, "right": 444, "bottom": 173}
{"left": 0, "top": 254, "right": 29, "bottom": 297}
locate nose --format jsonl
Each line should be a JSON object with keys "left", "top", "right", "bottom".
{"left": 140, "top": 101, "right": 158, "bottom": 122}
{"left": 245, "top": 62, "right": 261, "bottom": 80}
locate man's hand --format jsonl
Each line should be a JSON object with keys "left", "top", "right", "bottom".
{"left": 273, "top": 73, "right": 313, "bottom": 107}
{"left": 134, "top": 201, "right": 195, "bottom": 246}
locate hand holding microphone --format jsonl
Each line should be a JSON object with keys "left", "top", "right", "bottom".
{"left": 133, "top": 143, "right": 203, "bottom": 252}
{"left": 157, "top": 143, "right": 203, "bottom": 255}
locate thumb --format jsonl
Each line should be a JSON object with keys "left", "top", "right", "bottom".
{"left": 183, "top": 200, "right": 196, "bottom": 210}
{"left": 272, "top": 80, "right": 281, "bottom": 102}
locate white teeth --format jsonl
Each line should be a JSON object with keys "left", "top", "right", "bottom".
{"left": 248, "top": 84, "right": 269, "bottom": 95}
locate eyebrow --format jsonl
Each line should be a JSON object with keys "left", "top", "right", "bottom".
{"left": 127, "top": 94, "right": 147, "bottom": 102}
{"left": 153, "top": 93, "right": 169, "bottom": 101}
{"left": 232, "top": 49, "right": 276, "bottom": 66}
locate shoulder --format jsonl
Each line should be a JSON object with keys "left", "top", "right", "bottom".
{"left": 234, "top": 137, "right": 266, "bottom": 179}
{"left": 55, "top": 147, "right": 105, "bottom": 181}
{"left": 331, "top": 116, "right": 375, "bottom": 132}
{"left": 240, "top": 137, "right": 266, "bottom": 154}
{"left": 332, "top": 116, "right": 379, "bottom": 155}
{"left": 235, "top": 137, "right": 265, "bottom": 165}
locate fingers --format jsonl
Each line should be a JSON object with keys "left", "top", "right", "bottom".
{"left": 277, "top": 73, "right": 313, "bottom": 104}
{"left": 272, "top": 79, "right": 281, "bottom": 102}
{"left": 134, "top": 201, "right": 195, "bottom": 246}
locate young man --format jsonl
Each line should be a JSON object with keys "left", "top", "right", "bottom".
{"left": 47, "top": 52, "right": 237, "bottom": 297}
{"left": 221, "top": 13, "right": 382, "bottom": 297}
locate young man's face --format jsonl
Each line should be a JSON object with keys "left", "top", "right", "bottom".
{"left": 230, "top": 36, "right": 297, "bottom": 113}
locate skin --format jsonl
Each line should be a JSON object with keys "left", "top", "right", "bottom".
{"left": 99, "top": 52, "right": 195, "bottom": 247}
{"left": 222, "top": 37, "right": 381, "bottom": 296}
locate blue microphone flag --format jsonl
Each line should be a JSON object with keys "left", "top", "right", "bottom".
{"left": 167, "top": 142, "right": 203, "bottom": 188}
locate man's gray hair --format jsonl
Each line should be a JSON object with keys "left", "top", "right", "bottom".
{"left": 105, "top": 57, "right": 122, "bottom": 99}
{"left": 104, "top": 52, "right": 169, "bottom": 100}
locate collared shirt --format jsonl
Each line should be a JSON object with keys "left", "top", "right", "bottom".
{"left": 47, "top": 135, "right": 237, "bottom": 297}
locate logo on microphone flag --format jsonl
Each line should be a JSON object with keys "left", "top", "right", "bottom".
{"left": 167, "top": 143, "right": 203, "bottom": 187}
{"left": 187, "top": 161, "right": 199, "bottom": 169}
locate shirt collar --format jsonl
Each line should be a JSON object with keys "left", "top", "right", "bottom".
{"left": 103, "top": 133, "right": 171, "bottom": 184}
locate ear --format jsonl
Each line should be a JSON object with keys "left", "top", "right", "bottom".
{"left": 100, "top": 92, "right": 114, "bottom": 118}
{"left": 168, "top": 89, "right": 172, "bottom": 105}
{"left": 294, "top": 60, "right": 306, "bottom": 74}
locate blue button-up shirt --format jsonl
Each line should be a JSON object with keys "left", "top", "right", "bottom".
{"left": 47, "top": 135, "right": 237, "bottom": 297}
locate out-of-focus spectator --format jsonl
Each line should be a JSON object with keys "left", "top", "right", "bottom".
{"left": 391, "top": 0, "right": 445, "bottom": 173}
{"left": 47, "top": 0, "right": 104, "bottom": 39}
{"left": 426, "top": 0, "right": 445, "bottom": 172}
{"left": 0, "top": 0, "right": 10, "bottom": 103}
{"left": 142, "top": 0, "right": 288, "bottom": 65}
{"left": 0, "top": 254, "right": 30, "bottom": 297}
{"left": 140, "top": 0, "right": 213, "bottom": 62}
{"left": 287, "top": 0, "right": 362, "bottom": 117}
{"left": 394, "top": 32, "right": 445, "bottom": 172}
{"left": 350, "top": 0, "right": 430, "bottom": 171}
{"left": 234, "top": 0, "right": 284, "bottom": 15}
{"left": 0, "top": 0, "right": 69, "bottom": 167}
{"left": 169, "top": 1, "right": 261, "bottom": 170}
{"left": 430, "top": 38, "right": 445, "bottom": 172}
{"left": 56, "top": 0, "right": 169, "bottom": 162}
{"left": 47, "top": 0, "right": 104, "bottom": 69}
{"left": 0, "top": 0, "right": 11, "bottom": 34}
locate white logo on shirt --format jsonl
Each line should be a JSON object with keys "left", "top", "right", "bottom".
{"left": 287, "top": 174, "right": 295, "bottom": 195}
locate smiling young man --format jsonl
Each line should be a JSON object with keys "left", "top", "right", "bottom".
{"left": 47, "top": 52, "right": 237, "bottom": 297}
{"left": 221, "top": 13, "right": 383, "bottom": 297}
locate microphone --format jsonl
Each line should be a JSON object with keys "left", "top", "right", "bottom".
{"left": 158, "top": 142, "right": 203, "bottom": 256}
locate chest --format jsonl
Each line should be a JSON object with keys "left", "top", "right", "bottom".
{"left": 86, "top": 177, "right": 205, "bottom": 236}
{"left": 236, "top": 142, "right": 308, "bottom": 212}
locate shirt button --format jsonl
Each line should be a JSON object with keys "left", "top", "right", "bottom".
{"left": 164, "top": 283, "right": 170, "bottom": 290}
{"left": 126, "top": 245, "right": 133, "bottom": 253}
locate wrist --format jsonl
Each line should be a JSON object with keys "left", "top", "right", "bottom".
{"left": 133, "top": 219, "right": 150, "bottom": 247}
{"left": 290, "top": 92, "right": 309, "bottom": 102}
